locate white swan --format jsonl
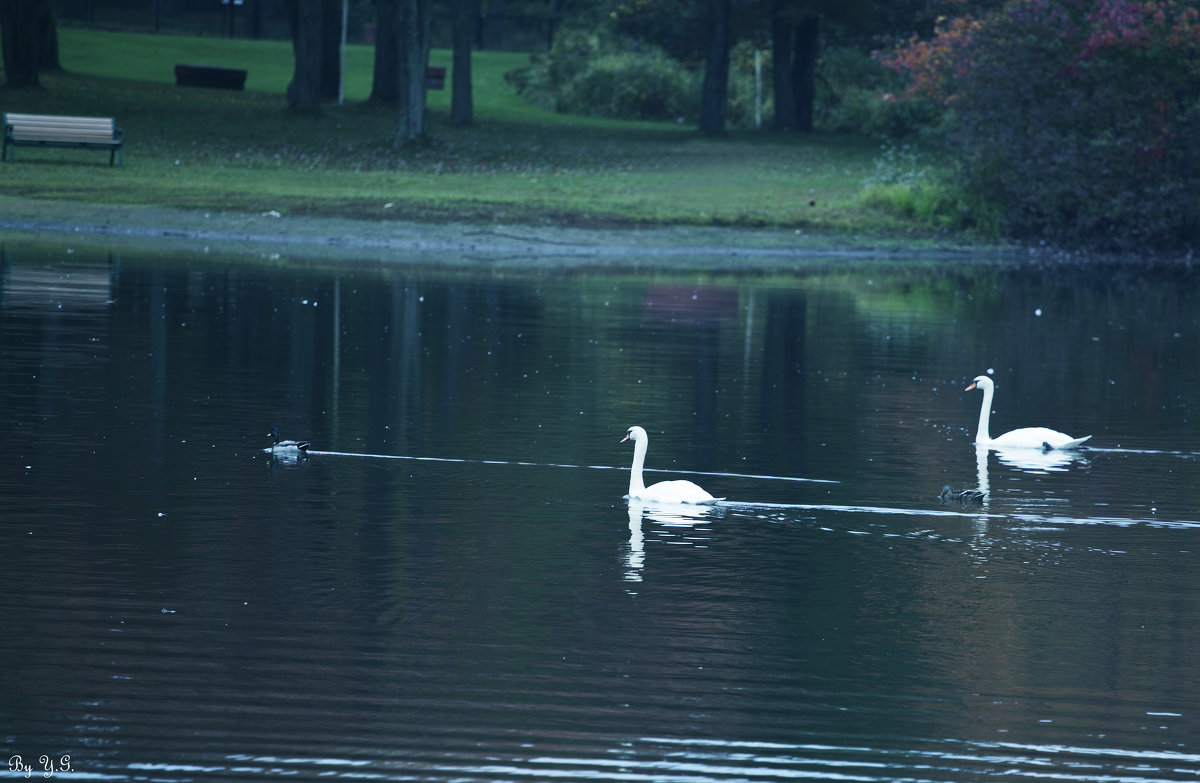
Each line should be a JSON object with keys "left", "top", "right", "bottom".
{"left": 966, "top": 375, "right": 1091, "bottom": 450}
{"left": 621, "top": 426, "right": 720, "bottom": 504}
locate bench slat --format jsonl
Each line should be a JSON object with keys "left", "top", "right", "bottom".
{"left": 13, "top": 122, "right": 114, "bottom": 133}
{"left": 6, "top": 113, "right": 114, "bottom": 127}
{"left": 12, "top": 129, "right": 118, "bottom": 141}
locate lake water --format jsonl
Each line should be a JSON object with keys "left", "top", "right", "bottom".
{"left": 2, "top": 235, "right": 1199, "bottom": 782}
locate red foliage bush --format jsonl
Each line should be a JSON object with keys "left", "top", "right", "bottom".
{"left": 885, "top": 0, "right": 1200, "bottom": 250}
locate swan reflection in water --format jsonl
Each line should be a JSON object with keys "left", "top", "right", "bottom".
{"left": 963, "top": 442, "right": 1091, "bottom": 566}
{"left": 967, "top": 443, "right": 1087, "bottom": 508}
{"left": 623, "top": 499, "right": 720, "bottom": 584}
{"left": 992, "top": 445, "right": 1088, "bottom": 473}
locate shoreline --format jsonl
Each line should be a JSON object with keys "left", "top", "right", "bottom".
{"left": 0, "top": 195, "right": 1010, "bottom": 268}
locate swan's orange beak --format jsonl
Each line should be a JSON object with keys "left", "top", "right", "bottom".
{"left": 620, "top": 434, "right": 630, "bottom": 443}
{"left": 965, "top": 381, "right": 978, "bottom": 391}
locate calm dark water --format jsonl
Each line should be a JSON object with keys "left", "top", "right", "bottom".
{"left": 2, "top": 237, "right": 1199, "bottom": 782}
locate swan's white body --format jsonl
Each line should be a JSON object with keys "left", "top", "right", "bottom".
{"left": 621, "top": 426, "right": 719, "bottom": 505}
{"left": 966, "top": 375, "right": 1090, "bottom": 450}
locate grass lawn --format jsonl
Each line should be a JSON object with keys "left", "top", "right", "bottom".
{"left": 0, "top": 27, "right": 939, "bottom": 237}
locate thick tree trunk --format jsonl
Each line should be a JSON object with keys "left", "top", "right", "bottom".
{"left": 286, "top": 0, "right": 323, "bottom": 111}
{"left": 246, "top": 0, "right": 265, "bottom": 39}
{"left": 482, "top": 0, "right": 505, "bottom": 50}
{"left": 771, "top": 5, "right": 796, "bottom": 130}
{"left": 370, "top": 0, "right": 399, "bottom": 102}
{"left": 792, "top": 14, "right": 819, "bottom": 132}
{"left": 0, "top": 0, "right": 43, "bottom": 87}
{"left": 698, "top": 0, "right": 731, "bottom": 135}
{"left": 38, "top": 0, "right": 59, "bottom": 71}
{"left": 393, "top": 0, "right": 431, "bottom": 145}
{"left": 772, "top": 9, "right": 819, "bottom": 132}
{"left": 319, "top": 0, "right": 341, "bottom": 100}
{"left": 450, "top": 0, "right": 477, "bottom": 125}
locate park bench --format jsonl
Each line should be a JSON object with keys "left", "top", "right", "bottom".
{"left": 3, "top": 112, "right": 124, "bottom": 166}
{"left": 175, "top": 63, "right": 247, "bottom": 90}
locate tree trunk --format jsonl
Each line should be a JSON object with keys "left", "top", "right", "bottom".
{"left": 394, "top": 0, "right": 431, "bottom": 145}
{"left": 37, "top": 0, "right": 59, "bottom": 71}
{"left": 482, "top": 0, "right": 505, "bottom": 50}
{"left": 698, "top": 0, "right": 731, "bottom": 135}
{"left": 286, "top": 0, "right": 323, "bottom": 111}
{"left": 319, "top": 0, "right": 341, "bottom": 101}
{"left": 246, "top": 0, "right": 265, "bottom": 39}
{"left": 0, "top": 0, "right": 43, "bottom": 87}
{"left": 771, "top": 4, "right": 796, "bottom": 130}
{"left": 450, "top": 0, "right": 477, "bottom": 125}
{"left": 792, "top": 14, "right": 819, "bottom": 132}
{"left": 370, "top": 0, "right": 399, "bottom": 102}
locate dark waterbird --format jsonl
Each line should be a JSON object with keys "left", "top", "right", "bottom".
{"left": 267, "top": 426, "right": 309, "bottom": 455}
{"left": 939, "top": 484, "right": 986, "bottom": 504}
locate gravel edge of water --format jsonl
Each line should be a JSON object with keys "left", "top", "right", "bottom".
{"left": 0, "top": 195, "right": 1014, "bottom": 268}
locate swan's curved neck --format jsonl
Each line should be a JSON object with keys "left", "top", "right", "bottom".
{"left": 628, "top": 437, "right": 648, "bottom": 496}
{"left": 976, "top": 384, "right": 994, "bottom": 444}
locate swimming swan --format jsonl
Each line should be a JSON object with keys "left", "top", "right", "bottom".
{"left": 621, "top": 426, "right": 720, "bottom": 505}
{"left": 966, "top": 375, "right": 1090, "bottom": 450}
{"left": 267, "top": 426, "right": 310, "bottom": 454}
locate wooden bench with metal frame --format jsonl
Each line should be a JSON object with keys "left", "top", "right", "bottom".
{"left": 3, "top": 112, "right": 124, "bottom": 166}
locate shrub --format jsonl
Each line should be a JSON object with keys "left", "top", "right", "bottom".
{"left": 859, "top": 143, "right": 998, "bottom": 233}
{"left": 821, "top": 87, "right": 944, "bottom": 137}
{"left": 863, "top": 142, "right": 932, "bottom": 187}
{"left": 508, "top": 25, "right": 698, "bottom": 123}
{"left": 505, "top": 27, "right": 614, "bottom": 112}
{"left": 885, "top": 0, "right": 1200, "bottom": 250}
{"left": 557, "top": 49, "right": 698, "bottom": 122}
{"left": 817, "top": 46, "right": 945, "bottom": 138}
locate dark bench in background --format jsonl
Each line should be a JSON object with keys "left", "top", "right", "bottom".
{"left": 175, "top": 63, "right": 248, "bottom": 90}
{"left": 174, "top": 63, "right": 439, "bottom": 92}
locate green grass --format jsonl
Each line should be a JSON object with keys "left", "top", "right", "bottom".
{"left": 0, "top": 27, "right": 959, "bottom": 237}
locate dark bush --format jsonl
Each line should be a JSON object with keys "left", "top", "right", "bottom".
{"left": 816, "top": 47, "right": 944, "bottom": 138}
{"left": 508, "top": 27, "right": 698, "bottom": 123}
{"left": 888, "top": 0, "right": 1200, "bottom": 250}
{"left": 557, "top": 50, "right": 698, "bottom": 122}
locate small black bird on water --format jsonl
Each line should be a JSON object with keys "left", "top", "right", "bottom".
{"left": 939, "top": 484, "right": 986, "bottom": 504}
{"left": 268, "top": 426, "right": 309, "bottom": 454}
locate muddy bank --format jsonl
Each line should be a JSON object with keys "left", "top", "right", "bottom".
{"left": 0, "top": 195, "right": 1007, "bottom": 268}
